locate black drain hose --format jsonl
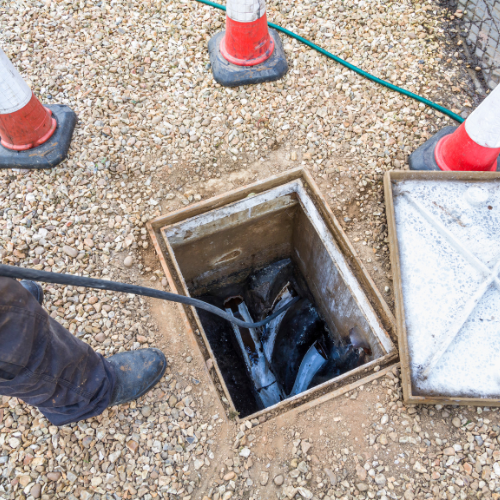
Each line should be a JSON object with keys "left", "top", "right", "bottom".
{"left": 0, "top": 265, "right": 298, "bottom": 329}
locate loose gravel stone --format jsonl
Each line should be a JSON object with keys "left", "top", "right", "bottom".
{"left": 30, "top": 484, "right": 42, "bottom": 499}
{"left": 126, "top": 440, "right": 139, "bottom": 454}
{"left": 260, "top": 471, "right": 269, "bottom": 485}
{"left": 63, "top": 246, "right": 78, "bottom": 259}
{"left": 0, "top": 0, "right": 488, "bottom": 499}
{"left": 224, "top": 471, "right": 235, "bottom": 481}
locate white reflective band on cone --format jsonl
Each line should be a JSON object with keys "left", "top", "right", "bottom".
{"left": 227, "top": 0, "right": 266, "bottom": 23}
{"left": 0, "top": 48, "right": 32, "bottom": 115}
{"left": 465, "top": 83, "right": 500, "bottom": 149}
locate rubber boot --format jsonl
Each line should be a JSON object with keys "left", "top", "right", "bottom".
{"left": 20, "top": 280, "right": 44, "bottom": 305}
{"left": 107, "top": 348, "right": 167, "bottom": 406}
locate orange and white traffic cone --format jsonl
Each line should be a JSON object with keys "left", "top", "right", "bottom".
{"left": 0, "top": 47, "right": 76, "bottom": 169}
{"left": 410, "top": 84, "right": 500, "bottom": 171}
{"left": 208, "top": 0, "right": 288, "bottom": 87}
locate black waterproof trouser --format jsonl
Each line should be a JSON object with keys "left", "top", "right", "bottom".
{"left": 0, "top": 278, "right": 115, "bottom": 425}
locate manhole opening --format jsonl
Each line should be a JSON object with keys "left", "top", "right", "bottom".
{"left": 158, "top": 176, "right": 395, "bottom": 419}
{"left": 195, "top": 258, "right": 372, "bottom": 417}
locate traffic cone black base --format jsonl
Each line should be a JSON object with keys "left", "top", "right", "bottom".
{"left": 0, "top": 104, "right": 77, "bottom": 170}
{"left": 208, "top": 28, "right": 288, "bottom": 88}
{"left": 409, "top": 126, "right": 457, "bottom": 171}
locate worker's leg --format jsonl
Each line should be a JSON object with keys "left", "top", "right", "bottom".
{"left": 0, "top": 278, "right": 166, "bottom": 425}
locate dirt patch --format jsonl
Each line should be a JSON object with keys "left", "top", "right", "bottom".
{"left": 148, "top": 292, "right": 238, "bottom": 495}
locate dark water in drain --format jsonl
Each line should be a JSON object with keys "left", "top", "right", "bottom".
{"left": 196, "top": 259, "right": 368, "bottom": 417}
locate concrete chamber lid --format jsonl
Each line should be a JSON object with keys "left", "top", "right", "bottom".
{"left": 392, "top": 177, "right": 500, "bottom": 400}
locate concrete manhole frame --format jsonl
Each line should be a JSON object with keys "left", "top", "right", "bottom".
{"left": 148, "top": 168, "right": 399, "bottom": 423}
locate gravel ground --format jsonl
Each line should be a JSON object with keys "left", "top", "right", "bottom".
{"left": 1, "top": 0, "right": 498, "bottom": 499}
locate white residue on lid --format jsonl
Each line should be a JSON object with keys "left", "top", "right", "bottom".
{"left": 393, "top": 179, "right": 500, "bottom": 399}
